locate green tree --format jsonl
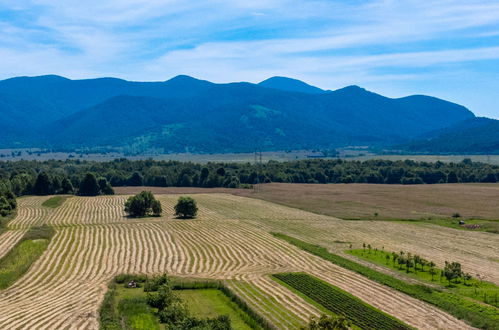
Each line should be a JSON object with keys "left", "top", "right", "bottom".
{"left": 443, "top": 261, "right": 463, "bottom": 285}
{"left": 60, "top": 178, "right": 74, "bottom": 194}
{"left": 98, "top": 177, "right": 115, "bottom": 195}
{"left": 174, "top": 196, "right": 198, "bottom": 219}
{"left": 151, "top": 199, "right": 162, "bottom": 217}
{"left": 0, "top": 196, "right": 12, "bottom": 217}
{"left": 124, "top": 191, "right": 162, "bottom": 217}
{"left": 79, "top": 173, "right": 100, "bottom": 196}
{"left": 33, "top": 172, "right": 52, "bottom": 195}
{"left": 127, "top": 172, "right": 143, "bottom": 186}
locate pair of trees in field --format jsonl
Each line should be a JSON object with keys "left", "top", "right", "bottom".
{"left": 125, "top": 192, "right": 198, "bottom": 219}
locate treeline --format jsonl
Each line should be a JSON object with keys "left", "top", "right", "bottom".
{"left": 1, "top": 158, "right": 499, "bottom": 198}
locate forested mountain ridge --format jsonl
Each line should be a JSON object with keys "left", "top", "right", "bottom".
{"left": 0, "top": 75, "right": 477, "bottom": 153}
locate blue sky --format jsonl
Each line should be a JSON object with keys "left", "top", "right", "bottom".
{"left": 1, "top": 0, "right": 499, "bottom": 118}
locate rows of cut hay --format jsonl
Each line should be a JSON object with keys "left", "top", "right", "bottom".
{"left": 8, "top": 197, "right": 51, "bottom": 229}
{"left": 0, "top": 229, "right": 26, "bottom": 259}
{"left": 197, "top": 193, "right": 499, "bottom": 286}
{"left": 0, "top": 194, "right": 473, "bottom": 329}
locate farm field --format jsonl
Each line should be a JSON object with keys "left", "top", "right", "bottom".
{"left": 231, "top": 183, "right": 499, "bottom": 223}
{"left": 0, "top": 193, "right": 495, "bottom": 329}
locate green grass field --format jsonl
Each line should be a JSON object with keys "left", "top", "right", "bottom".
{"left": 177, "top": 289, "right": 253, "bottom": 329}
{"left": 117, "top": 298, "right": 161, "bottom": 330}
{"left": 347, "top": 249, "right": 499, "bottom": 307}
{"left": 0, "top": 239, "right": 49, "bottom": 289}
{"left": 41, "top": 196, "right": 71, "bottom": 208}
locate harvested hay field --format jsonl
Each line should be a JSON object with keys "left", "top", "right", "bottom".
{"left": 0, "top": 193, "right": 492, "bottom": 329}
{"left": 232, "top": 182, "right": 499, "bottom": 221}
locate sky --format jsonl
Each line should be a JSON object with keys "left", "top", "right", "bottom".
{"left": 1, "top": 0, "right": 499, "bottom": 118}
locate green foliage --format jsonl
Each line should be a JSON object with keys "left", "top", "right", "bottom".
{"left": 274, "top": 273, "right": 410, "bottom": 330}
{"left": 0, "top": 196, "right": 12, "bottom": 217}
{"left": 98, "top": 177, "right": 115, "bottom": 195}
{"left": 273, "top": 233, "right": 499, "bottom": 330}
{"left": 303, "top": 315, "right": 351, "bottom": 330}
{"left": 444, "top": 261, "right": 463, "bottom": 284}
{"left": 174, "top": 196, "right": 198, "bottom": 219}
{"left": 79, "top": 173, "right": 101, "bottom": 196}
{"left": 124, "top": 191, "right": 162, "bottom": 218}
{"left": 118, "top": 298, "right": 161, "bottom": 330}
{"left": 61, "top": 177, "right": 74, "bottom": 194}
{"left": 99, "top": 282, "right": 121, "bottom": 330}
{"left": 2, "top": 158, "right": 499, "bottom": 201}
{"left": 33, "top": 172, "right": 53, "bottom": 195}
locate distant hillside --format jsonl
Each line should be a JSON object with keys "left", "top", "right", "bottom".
{"left": 399, "top": 117, "right": 499, "bottom": 154}
{"left": 0, "top": 75, "right": 476, "bottom": 153}
{"left": 258, "top": 76, "right": 326, "bottom": 94}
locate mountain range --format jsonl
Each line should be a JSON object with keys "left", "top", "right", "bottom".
{"left": 0, "top": 74, "right": 496, "bottom": 154}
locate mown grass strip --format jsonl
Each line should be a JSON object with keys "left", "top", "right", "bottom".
{"left": 0, "top": 225, "right": 55, "bottom": 289}
{"left": 272, "top": 233, "right": 499, "bottom": 330}
{"left": 274, "top": 272, "right": 412, "bottom": 330}
{"left": 42, "top": 196, "right": 71, "bottom": 208}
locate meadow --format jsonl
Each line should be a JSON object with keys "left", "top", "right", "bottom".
{"left": 0, "top": 188, "right": 496, "bottom": 329}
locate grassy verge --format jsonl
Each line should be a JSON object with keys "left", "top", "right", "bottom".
{"left": 42, "top": 195, "right": 71, "bottom": 208}
{"left": 347, "top": 248, "right": 499, "bottom": 307}
{"left": 272, "top": 233, "right": 499, "bottom": 330}
{"left": 0, "top": 225, "right": 55, "bottom": 289}
{"left": 273, "top": 272, "right": 412, "bottom": 330}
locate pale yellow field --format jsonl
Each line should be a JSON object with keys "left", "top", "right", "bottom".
{"left": 0, "top": 194, "right": 493, "bottom": 329}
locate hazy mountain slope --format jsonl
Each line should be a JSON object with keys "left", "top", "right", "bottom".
{"left": 41, "top": 81, "right": 475, "bottom": 152}
{"left": 400, "top": 117, "right": 499, "bottom": 153}
{"left": 258, "top": 76, "right": 326, "bottom": 94}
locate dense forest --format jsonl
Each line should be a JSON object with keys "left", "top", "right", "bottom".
{"left": 1, "top": 158, "right": 499, "bottom": 200}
